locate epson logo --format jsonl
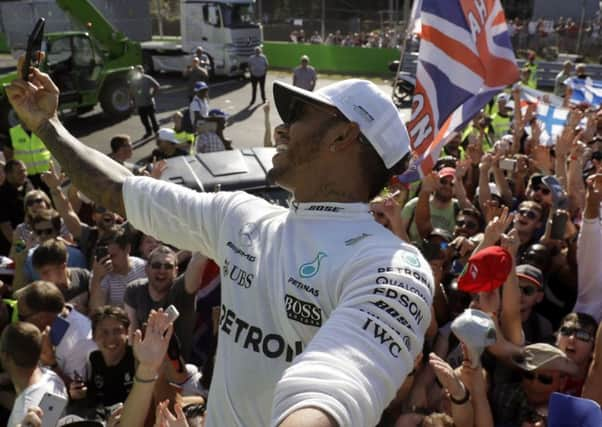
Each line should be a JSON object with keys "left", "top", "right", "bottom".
{"left": 285, "top": 294, "right": 322, "bottom": 327}
{"left": 305, "top": 205, "right": 343, "bottom": 213}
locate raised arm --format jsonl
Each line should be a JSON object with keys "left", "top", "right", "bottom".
{"left": 6, "top": 64, "right": 131, "bottom": 217}
{"left": 415, "top": 173, "right": 439, "bottom": 239}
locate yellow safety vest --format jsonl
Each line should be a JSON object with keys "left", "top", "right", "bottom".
{"left": 10, "top": 124, "right": 51, "bottom": 175}
{"left": 491, "top": 113, "right": 511, "bottom": 139}
{"left": 2, "top": 299, "right": 19, "bottom": 324}
{"left": 527, "top": 62, "right": 538, "bottom": 88}
{"left": 174, "top": 130, "right": 194, "bottom": 145}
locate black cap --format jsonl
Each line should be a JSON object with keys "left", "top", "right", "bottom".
{"left": 429, "top": 228, "right": 453, "bottom": 243}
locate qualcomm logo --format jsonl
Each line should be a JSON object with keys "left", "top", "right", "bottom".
{"left": 299, "top": 252, "right": 327, "bottom": 278}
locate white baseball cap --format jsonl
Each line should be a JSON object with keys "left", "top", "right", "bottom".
{"left": 451, "top": 308, "right": 497, "bottom": 367}
{"left": 157, "top": 128, "right": 179, "bottom": 144}
{"left": 273, "top": 79, "right": 410, "bottom": 169}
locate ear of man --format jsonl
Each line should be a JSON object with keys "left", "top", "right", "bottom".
{"left": 328, "top": 122, "right": 361, "bottom": 153}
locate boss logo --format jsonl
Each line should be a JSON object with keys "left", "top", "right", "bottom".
{"left": 285, "top": 294, "right": 322, "bottom": 327}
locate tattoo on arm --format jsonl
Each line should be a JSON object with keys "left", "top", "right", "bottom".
{"left": 36, "top": 118, "right": 132, "bottom": 216}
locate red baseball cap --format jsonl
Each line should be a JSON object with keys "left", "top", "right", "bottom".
{"left": 438, "top": 167, "right": 456, "bottom": 179}
{"left": 457, "top": 246, "right": 513, "bottom": 293}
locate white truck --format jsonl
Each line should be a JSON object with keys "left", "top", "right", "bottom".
{"left": 141, "top": 0, "right": 263, "bottom": 77}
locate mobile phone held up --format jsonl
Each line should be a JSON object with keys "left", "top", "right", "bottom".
{"left": 38, "top": 391, "right": 68, "bottom": 427}
{"left": 22, "top": 18, "right": 45, "bottom": 82}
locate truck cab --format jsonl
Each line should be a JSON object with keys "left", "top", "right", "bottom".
{"left": 143, "top": 0, "right": 262, "bottom": 77}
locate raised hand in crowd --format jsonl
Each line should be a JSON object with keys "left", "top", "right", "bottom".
{"left": 107, "top": 403, "right": 124, "bottom": 427}
{"left": 154, "top": 400, "right": 190, "bottom": 427}
{"left": 40, "top": 160, "right": 66, "bottom": 190}
{"left": 121, "top": 309, "right": 174, "bottom": 427}
{"left": 17, "top": 406, "right": 43, "bottom": 427}
{"left": 429, "top": 353, "right": 474, "bottom": 427}
{"left": 584, "top": 173, "right": 602, "bottom": 219}
{"left": 369, "top": 191, "right": 406, "bottom": 240}
{"left": 149, "top": 159, "right": 168, "bottom": 180}
{"left": 480, "top": 206, "right": 513, "bottom": 248}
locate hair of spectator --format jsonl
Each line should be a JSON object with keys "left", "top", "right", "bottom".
{"left": 31, "top": 208, "right": 61, "bottom": 231}
{"left": 90, "top": 305, "right": 130, "bottom": 336}
{"left": 17, "top": 280, "right": 65, "bottom": 314}
{"left": 32, "top": 238, "right": 68, "bottom": 270}
{"left": 0, "top": 322, "right": 42, "bottom": 369}
{"left": 561, "top": 312, "right": 599, "bottom": 335}
{"left": 520, "top": 200, "right": 544, "bottom": 218}
{"left": 24, "top": 189, "right": 51, "bottom": 210}
{"left": 148, "top": 245, "right": 176, "bottom": 263}
{"left": 4, "top": 159, "right": 25, "bottom": 175}
{"left": 110, "top": 134, "right": 132, "bottom": 154}
{"left": 100, "top": 225, "right": 132, "bottom": 250}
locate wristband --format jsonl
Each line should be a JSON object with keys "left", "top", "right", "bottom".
{"left": 449, "top": 386, "right": 470, "bottom": 405}
{"left": 135, "top": 373, "right": 158, "bottom": 383}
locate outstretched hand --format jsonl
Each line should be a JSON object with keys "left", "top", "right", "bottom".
{"left": 132, "top": 309, "right": 173, "bottom": 373}
{"left": 154, "top": 400, "right": 190, "bottom": 427}
{"left": 5, "top": 53, "right": 59, "bottom": 133}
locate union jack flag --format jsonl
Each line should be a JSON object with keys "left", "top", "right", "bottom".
{"left": 400, "top": 0, "right": 519, "bottom": 182}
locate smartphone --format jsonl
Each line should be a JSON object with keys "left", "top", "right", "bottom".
{"left": 165, "top": 304, "right": 180, "bottom": 323}
{"left": 50, "top": 316, "right": 70, "bottom": 347}
{"left": 550, "top": 211, "right": 569, "bottom": 240}
{"left": 542, "top": 175, "right": 569, "bottom": 210}
{"left": 22, "top": 18, "right": 45, "bottom": 81}
{"left": 499, "top": 158, "right": 516, "bottom": 173}
{"left": 95, "top": 245, "right": 109, "bottom": 261}
{"left": 38, "top": 391, "right": 68, "bottom": 427}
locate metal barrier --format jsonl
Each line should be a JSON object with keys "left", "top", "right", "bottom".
{"left": 262, "top": 41, "right": 401, "bottom": 76}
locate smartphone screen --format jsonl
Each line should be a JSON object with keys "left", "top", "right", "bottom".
{"left": 50, "top": 316, "right": 70, "bottom": 347}
{"left": 550, "top": 213, "right": 568, "bottom": 240}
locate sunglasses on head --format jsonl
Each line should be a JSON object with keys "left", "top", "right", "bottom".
{"left": 34, "top": 227, "right": 55, "bottom": 236}
{"left": 522, "top": 370, "right": 554, "bottom": 385}
{"left": 519, "top": 285, "right": 538, "bottom": 296}
{"left": 559, "top": 326, "right": 594, "bottom": 342}
{"left": 26, "top": 198, "right": 45, "bottom": 207}
{"left": 534, "top": 185, "right": 551, "bottom": 195}
{"left": 150, "top": 262, "right": 175, "bottom": 270}
{"left": 457, "top": 219, "right": 478, "bottom": 229}
{"left": 519, "top": 209, "right": 538, "bottom": 220}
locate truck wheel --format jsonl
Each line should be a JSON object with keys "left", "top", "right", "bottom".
{"left": 100, "top": 79, "right": 132, "bottom": 118}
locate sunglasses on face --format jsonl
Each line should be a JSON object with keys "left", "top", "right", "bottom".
{"left": 150, "top": 262, "right": 175, "bottom": 270}
{"left": 288, "top": 99, "right": 345, "bottom": 125}
{"left": 534, "top": 185, "right": 551, "bottom": 195}
{"left": 26, "top": 198, "right": 45, "bottom": 207}
{"left": 559, "top": 326, "right": 594, "bottom": 342}
{"left": 519, "top": 209, "right": 539, "bottom": 220}
{"left": 457, "top": 219, "right": 478, "bottom": 230}
{"left": 439, "top": 178, "right": 454, "bottom": 186}
{"left": 519, "top": 285, "right": 538, "bottom": 296}
{"left": 522, "top": 370, "right": 554, "bottom": 385}
{"left": 34, "top": 227, "right": 55, "bottom": 236}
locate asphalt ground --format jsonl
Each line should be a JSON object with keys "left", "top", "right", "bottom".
{"left": 1, "top": 52, "right": 410, "bottom": 163}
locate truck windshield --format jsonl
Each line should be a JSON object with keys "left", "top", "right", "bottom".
{"left": 220, "top": 3, "right": 257, "bottom": 28}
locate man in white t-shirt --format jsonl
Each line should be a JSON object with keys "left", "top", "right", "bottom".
{"left": 16, "top": 280, "right": 96, "bottom": 381}
{"left": 8, "top": 63, "right": 434, "bottom": 427}
{"left": 1, "top": 322, "right": 67, "bottom": 427}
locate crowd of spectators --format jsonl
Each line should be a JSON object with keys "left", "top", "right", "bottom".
{"left": 2, "top": 44, "right": 602, "bottom": 427}
{"left": 289, "top": 28, "right": 405, "bottom": 49}
{"left": 508, "top": 16, "right": 602, "bottom": 57}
